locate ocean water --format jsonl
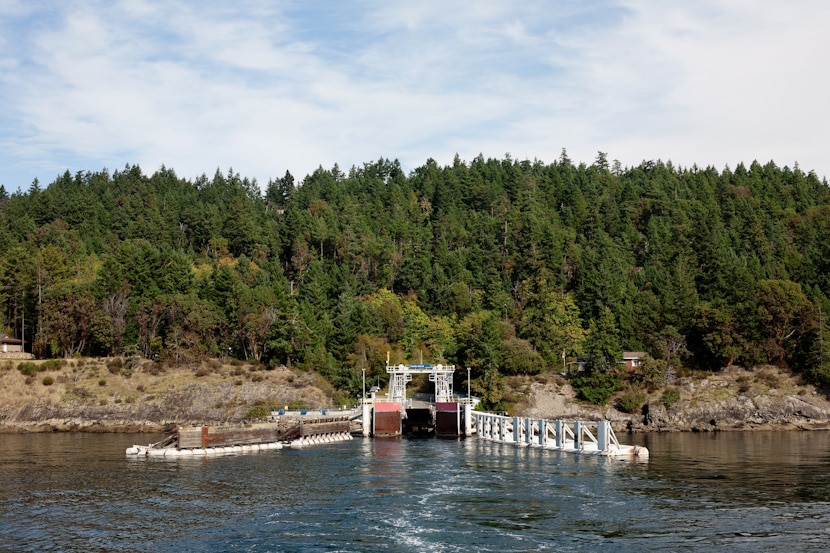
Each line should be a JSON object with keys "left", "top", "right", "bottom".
{"left": 1, "top": 431, "right": 829, "bottom": 552}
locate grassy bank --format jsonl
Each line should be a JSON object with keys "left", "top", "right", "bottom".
{"left": 0, "top": 357, "right": 342, "bottom": 432}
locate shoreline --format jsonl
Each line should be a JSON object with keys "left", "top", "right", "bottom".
{"left": 4, "top": 412, "right": 830, "bottom": 435}
{"left": 2, "top": 360, "right": 829, "bottom": 435}
{"left": 4, "top": 422, "right": 830, "bottom": 435}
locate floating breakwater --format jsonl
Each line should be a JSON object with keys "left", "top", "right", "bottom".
{"left": 474, "top": 412, "right": 649, "bottom": 459}
{"left": 126, "top": 432, "right": 354, "bottom": 457}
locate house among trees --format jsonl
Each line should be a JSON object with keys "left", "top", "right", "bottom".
{"left": 622, "top": 352, "right": 647, "bottom": 370}
{"left": 0, "top": 334, "right": 24, "bottom": 354}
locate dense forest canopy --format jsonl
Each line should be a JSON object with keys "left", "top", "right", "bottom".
{"left": 1, "top": 153, "right": 829, "bottom": 403}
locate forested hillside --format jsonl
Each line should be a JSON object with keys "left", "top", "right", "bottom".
{"left": 2, "top": 152, "right": 829, "bottom": 406}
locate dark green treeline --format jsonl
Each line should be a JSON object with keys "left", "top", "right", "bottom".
{"left": 2, "top": 153, "right": 829, "bottom": 400}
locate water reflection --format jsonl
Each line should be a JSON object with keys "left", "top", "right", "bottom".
{"left": 632, "top": 431, "right": 830, "bottom": 505}
{"left": 2, "top": 431, "right": 830, "bottom": 552}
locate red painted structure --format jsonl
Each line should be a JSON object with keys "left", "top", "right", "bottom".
{"left": 373, "top": 402, "right": 402, "bottom": 437}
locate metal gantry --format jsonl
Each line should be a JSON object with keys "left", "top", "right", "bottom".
{"left": 386, "top": 363, "right": 456, "bottom": 404}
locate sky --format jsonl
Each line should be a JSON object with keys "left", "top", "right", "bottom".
{"left": 1, "top": 0, "right": 828, "bottom": 191}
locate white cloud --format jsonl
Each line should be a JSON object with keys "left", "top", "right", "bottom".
{"left": 0, "top": 0, "right": 828, "bottom": 191}
{"left": 585, "top": 0, "right": 830, "bottom": 171}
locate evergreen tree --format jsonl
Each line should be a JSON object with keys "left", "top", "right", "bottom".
{"left": 583, "top": 306, "right": 622, "bottom": 372}
{"left": 2, "top": 154, "right": 830, "bottom": 396}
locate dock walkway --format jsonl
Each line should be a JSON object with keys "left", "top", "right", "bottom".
{"left": 473, "top": 411, "right": 648, "bottom": 459}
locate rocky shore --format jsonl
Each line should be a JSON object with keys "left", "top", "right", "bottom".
{"left": 2, "top": 358, "right": 829, "bottom": 434}
{"left": 524, "top": 365, "right": 830, "bottom": 432}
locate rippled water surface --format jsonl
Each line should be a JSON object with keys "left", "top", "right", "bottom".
{"left": 1, "top": 431, "right": 829, "bottom": 552}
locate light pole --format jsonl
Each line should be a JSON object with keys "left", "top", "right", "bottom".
{"left": 467, "top": 366, "right": 471, "bottom": 405}
{"left": 362, "top": 367, "right": 366, "bottom": 401}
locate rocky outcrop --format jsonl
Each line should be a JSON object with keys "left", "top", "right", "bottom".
{"left": 635, "top": 390, "right": 830, "bottom": 432}
{"left": 522, "top": 366, "right": 830, "bottom": 432}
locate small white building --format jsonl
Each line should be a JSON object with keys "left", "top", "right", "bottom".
{"left": 622, "top": 352, "right": 648, "bottom": 370}
{"left": 0, "top": 334, "right": 24, "bottom": 353}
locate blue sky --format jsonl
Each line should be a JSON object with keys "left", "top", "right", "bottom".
{"left": 1, "top": 1, "right": 828, "bottom": 191}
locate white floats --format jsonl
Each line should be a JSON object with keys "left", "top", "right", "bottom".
{"left": 287, "top": 432, "right": 354, "bottom": 449}
{"left": 125, "top": 432, "right": 353, "bottom": 457}
{"left": 473, "top": 412, "right": 648, "bottom": 459}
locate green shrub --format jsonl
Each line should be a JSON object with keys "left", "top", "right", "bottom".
{"left": 617, "top": 387, "right": 648, "bottom": 413}
{"left": 660, "top": 388, "right": 680, "bottom": 409}
{"left": 42, "top": 376, "right": 55, "bottom": 386}
{"left": 570, "top": 371, "right": 622, "bottom": 405}
{"left": 40, "top": 359, "right": 67, "bottom": 372}
{"left": 245, "top": 404, "right": 271, "bottom": 420}
{"left": 17, "top": 362, "right": 39, "bottom": 377}
{"left": 807, "top": 362, "right": 830, "bottom": 389}
{"left": 636, "top": 357, "right": 667, "bottom": 392}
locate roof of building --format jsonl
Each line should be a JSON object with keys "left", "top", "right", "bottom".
{"left": 0, "top": 334, "right": 23, "bottom": 344}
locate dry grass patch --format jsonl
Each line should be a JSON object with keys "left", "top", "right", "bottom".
{"left": 0, "top": 357, "right": 342, "bottom": 421}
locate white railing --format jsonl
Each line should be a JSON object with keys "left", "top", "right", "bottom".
{"left": 471, "top": 411, "right": 647, "bottom": 458}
